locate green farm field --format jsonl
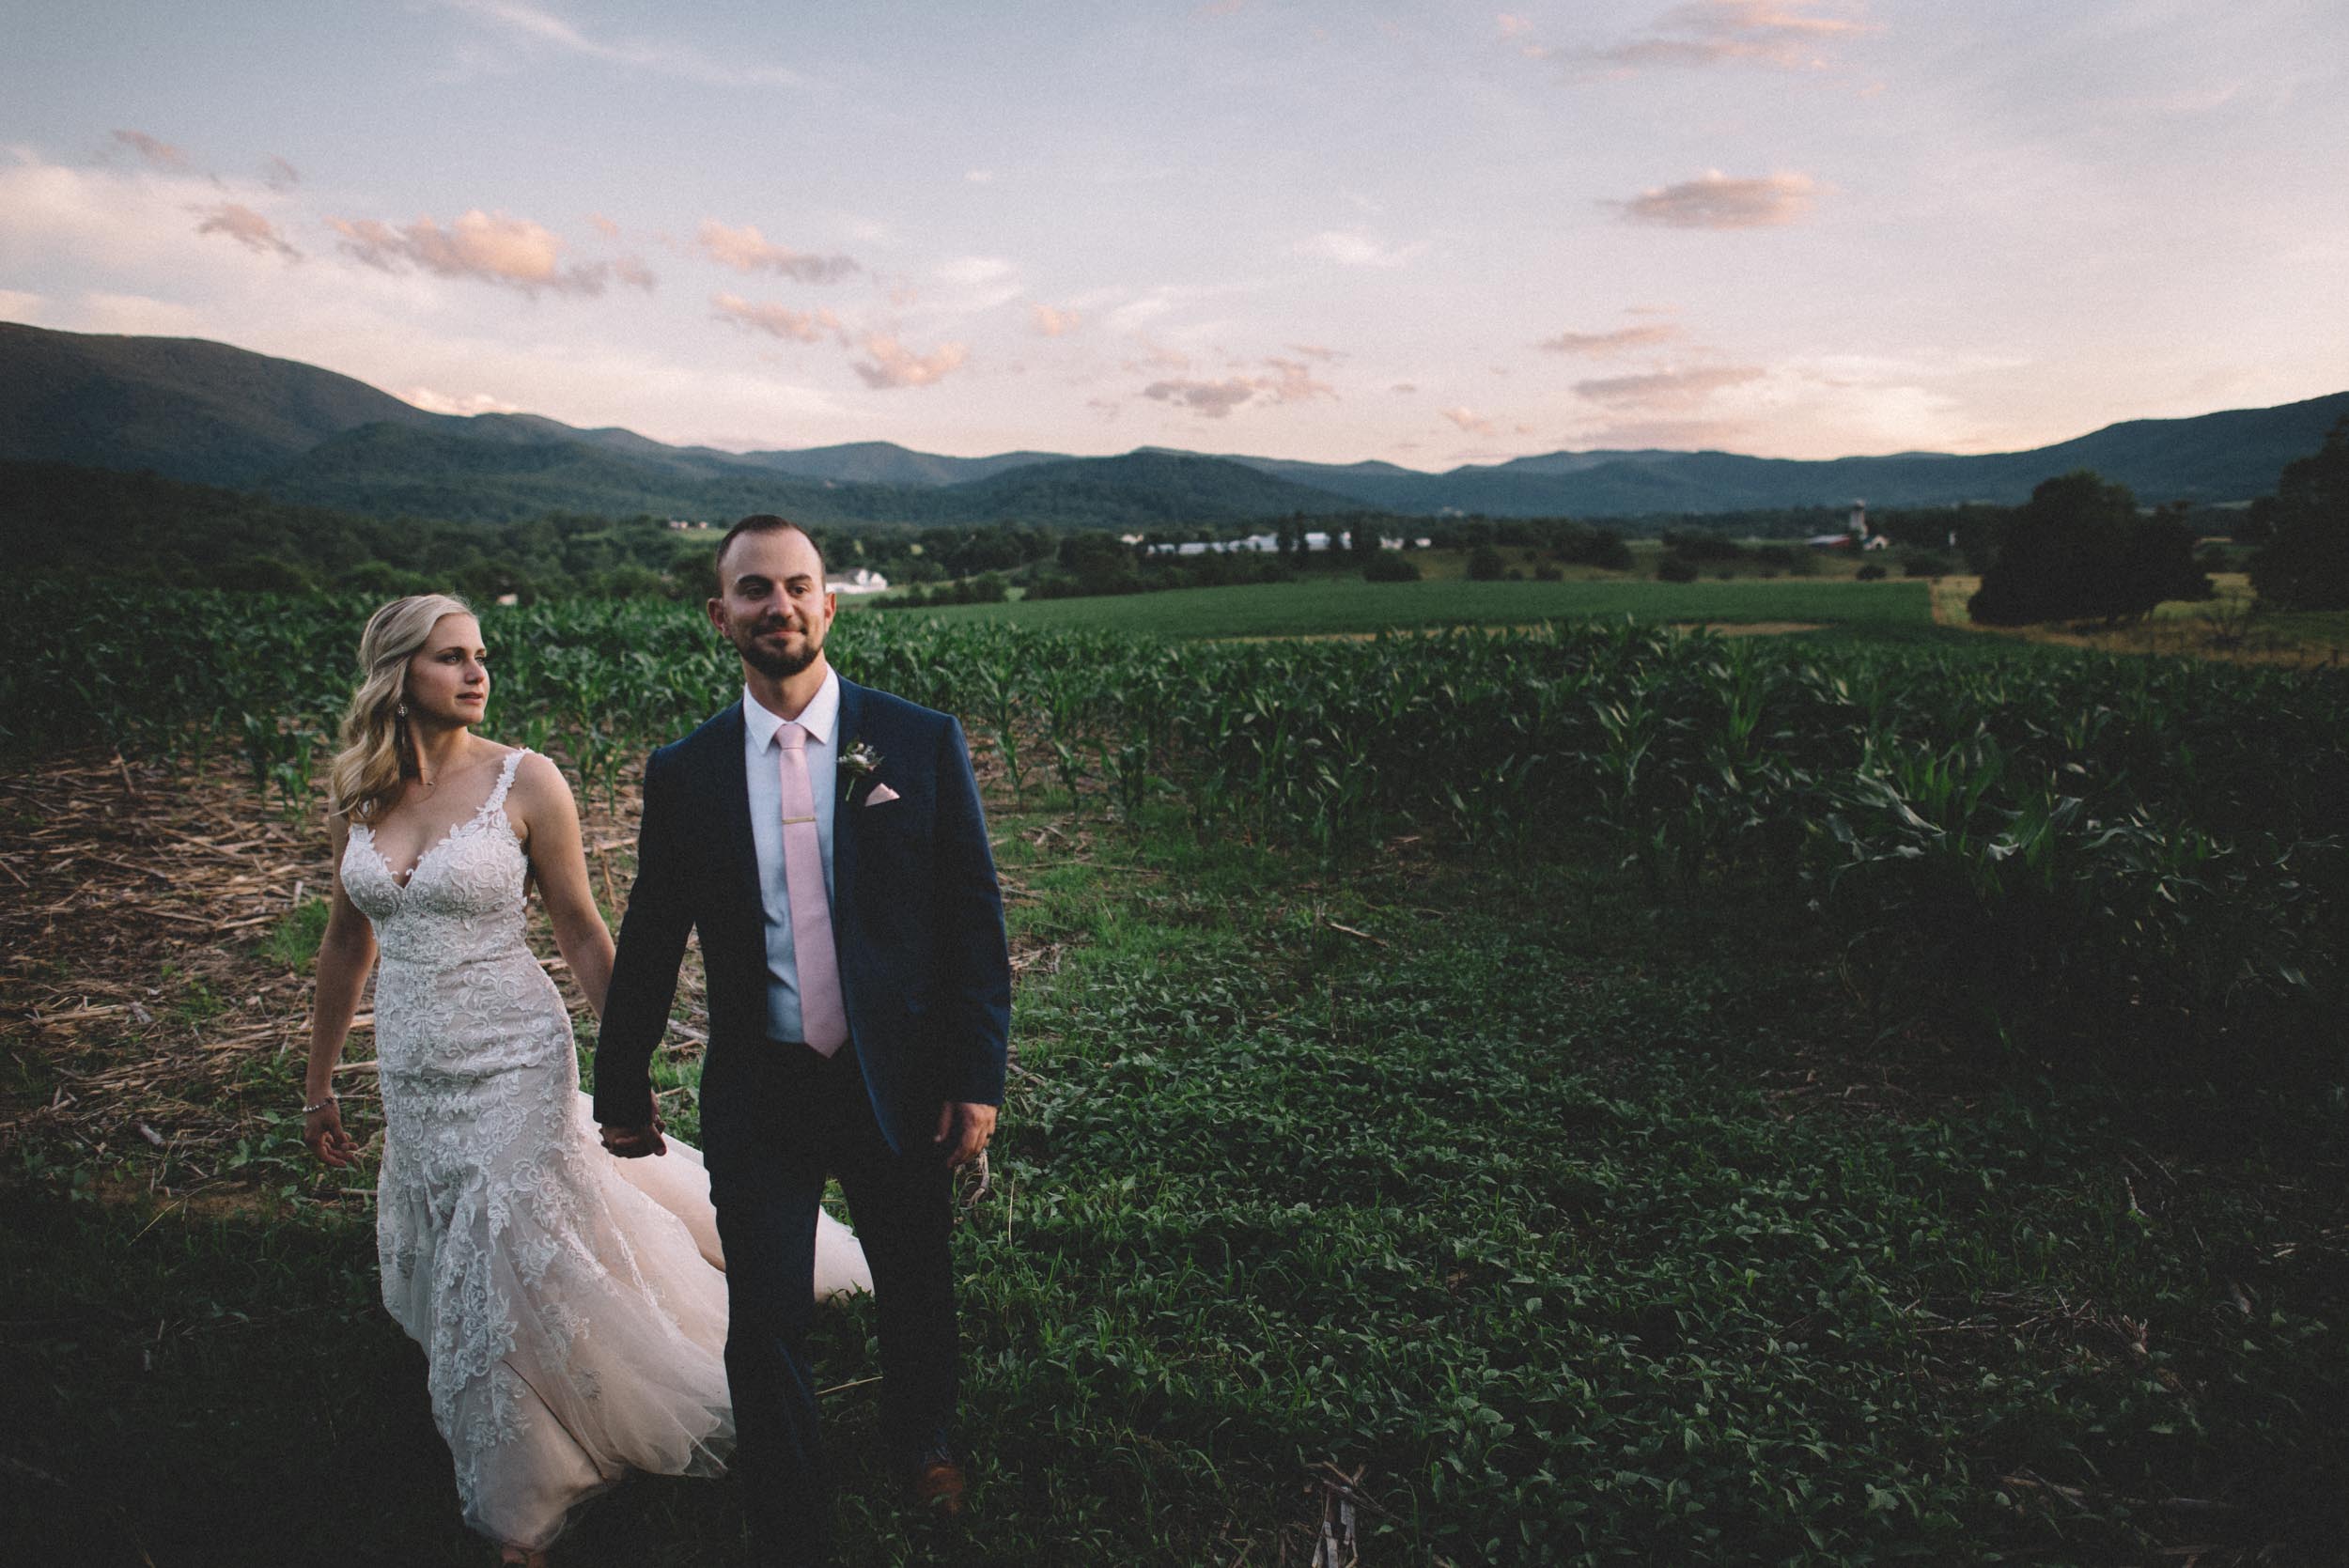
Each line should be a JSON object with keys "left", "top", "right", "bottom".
{"left": 3, "top": 585, "right": 2343, "bottom": 1566}
{"left": 858, "top": 572, "right": 1932, "bottom": 640}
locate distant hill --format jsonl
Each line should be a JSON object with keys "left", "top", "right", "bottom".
{"left": 3, "top": 322, "right": 2341, "bottom": 523}
{"left": 262, "top": 422, "right": 1364, "bottom": 529}
{"left": 941, "top": 450, "right": 1359, "bottom": 527}
{"left": 737, "top": 441, "right": 1063, "bottom": 487}
{"left": 1212, "top": 394, "right": 2349, "bottom": 514}
{"left": 262, "top": 420, "right": 926, "bottom": 526}
{"left": 0, "top": 322, "right": 437, "bottom": 487}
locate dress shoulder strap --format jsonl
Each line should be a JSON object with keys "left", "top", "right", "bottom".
{"left": 482, "top": 747, "right": 530, "bottom": 816}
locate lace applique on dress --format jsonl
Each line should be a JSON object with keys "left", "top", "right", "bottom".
{"left": 338, "top": 749, "right": 738, "bottom": 1549}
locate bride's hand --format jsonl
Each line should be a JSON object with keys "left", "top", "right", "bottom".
{"left": 304, "top": 1101, "right": 360, "bottom": 1168}
{"left": 599, "top": 1115, "right": 667, "bottom": 1159}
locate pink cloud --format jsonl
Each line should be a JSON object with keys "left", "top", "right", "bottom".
{"left": 331, "top": 209, "right": 614, "bottom": 295}
{"left": 402, "top": 386, "right": 525, "bottom": 417}
{"left": 1612, "top": 170, "right": 1817, "bottom": 228}
{"left": 1535, "top": 323, "right": 1683, "bottom": 355}
{"left": 1285, "top": 342, "right": 1345, "bottom": 362}
{"left": 1259, "top": 358, "right": 1337, "bottom": 404}
{"left": 194, "top": 203, "right": 300, "bottom": 261}
{"left": 112, "top": 130, "right": 189, "bottom": 169}
{"left": 261, "top": 156, "right": 301, "bottom": 191}
{"left": 1544, "top": 1, "right": 1874, "bottom": 79}
{"left": 1441, "top": 407, "right": 1501, "bottom": 436}
{"left": 1574, "top": 365, "right": 1766, "bottom": 408}
{"left": 1031, "top": 303, "right": 1081, "bottom": 336}
{"left": 442, "top": 0, "right": 804, "bottom": 87}
{"left": 697, "top": 219, "right": 860, "bottom": 284}
{"left": 711, "top": 292, "right": 844, "bottom": 343}
{"left": 1141, "top": 356, "right": 1335, "bottom": 419}
{"left": 1292, "top": 228, "right": 1424, "bottom": 268}
{"left": 853, "top": 335, "right": 969, "bottom": 389}
{"left": 1143, "top": 378, "right": 1260, "bottom": 418}
{"left": 587, "top": 212, "right": 622, "bottom": 240}
{"left": 614, "top": 256, "right": 658, "bottom": 291}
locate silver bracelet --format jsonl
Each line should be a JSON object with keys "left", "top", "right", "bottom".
{"left": 303, "top": 1092, "right": 339, "bottom": 1115}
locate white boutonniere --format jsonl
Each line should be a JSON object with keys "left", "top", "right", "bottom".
{"left": 841, "top": 741, "right": 896, "bottom": 804}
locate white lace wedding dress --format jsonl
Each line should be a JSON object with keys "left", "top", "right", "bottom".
{"left": 342, "top": 748, "right": 871, "bottom": 1550}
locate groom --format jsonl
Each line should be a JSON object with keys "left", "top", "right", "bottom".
{"left": 593, "top": 514, "right": 1010, "bottom": 1565}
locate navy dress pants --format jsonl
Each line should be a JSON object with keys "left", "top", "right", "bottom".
{"left": 705, "top": 1042, "right": 957, "bottom": 1567}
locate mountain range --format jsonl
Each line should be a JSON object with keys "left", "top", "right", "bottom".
{"left": 4, "top": 322, "right": 2341, "bottom": 529}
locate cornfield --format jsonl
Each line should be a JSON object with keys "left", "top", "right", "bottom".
{"left": 6, "top": 583, "right": 2342, "bottom": 1064}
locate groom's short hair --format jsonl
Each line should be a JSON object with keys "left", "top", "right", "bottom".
{"left": 714, "top": 514, "right": 825, "bottom": 593}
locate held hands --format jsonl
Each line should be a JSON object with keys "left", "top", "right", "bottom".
{"left": 599, "top": 1113, "right": 668, "bottom": 1159}
{"left": 932, "top": 1101, "right": 997, "bottom": 1168}
{"left": 303, "top": 1101, "right": 360, "bottom": 1169}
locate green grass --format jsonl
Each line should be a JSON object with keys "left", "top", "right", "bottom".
{"left": 257, "top": 896, "right": 331, "bottom": 975}
{"left": 6, "top": 802, "right": 2337, "bottom": 1565}
{"left": 852, "top": 574, "right": 1932, "bottom": 640}
{"left": 2254, "top": 606, "right": 2349, "bottom": 649}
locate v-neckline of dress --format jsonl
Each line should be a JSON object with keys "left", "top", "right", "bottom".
{"left": 356, "top": 749, "right": 524, "bottom": 895}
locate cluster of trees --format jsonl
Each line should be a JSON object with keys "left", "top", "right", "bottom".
{"left": 2246, "top": 416, "right": 2348, "bottom": 610}
{"left": 1021, "top": 532, "right": 1297, "bottom": 600}
{"left": 1961, "top": 419, "right": 2344, "bottom": 625}
{"left": 873, "top": 573, "right": 1011, "bottom": 611}
{"left": 1968, "top": 472, "right": 2210, "bottom": 625}
{"left": 846, "top": 523, "right": 1055, "bottom": 586}
{"left": 1455, "top": 525, "right": 1635, "bottom": 581}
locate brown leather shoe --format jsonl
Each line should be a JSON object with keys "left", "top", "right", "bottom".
{"left": 912, "top": 1452, "right": 967, "bottom": 1516}
{"left": 910, "top": 1430, "right": 968, "bottom": 1517}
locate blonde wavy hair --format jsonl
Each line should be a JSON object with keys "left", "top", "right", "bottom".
{"left": 328, "top": 594, "right": 476, "bottom": 825}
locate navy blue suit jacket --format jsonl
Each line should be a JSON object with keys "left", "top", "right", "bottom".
{"left": 592, "top": 677, "right": 1011, "bottom": 1159}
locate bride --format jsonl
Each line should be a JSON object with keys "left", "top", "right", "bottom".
{"left": 301, "top": 594, "right": 870, "bottom": 1563}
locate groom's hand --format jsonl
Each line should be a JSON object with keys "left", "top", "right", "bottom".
{"left": 599, "top": 1115, "right": 667, "bottom": 1158}
{"left": 933, "top": 1101, "right": 996, "bottom": 1168}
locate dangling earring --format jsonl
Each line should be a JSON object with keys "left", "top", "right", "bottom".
{"left": 396, "top": 701, "right": 409, "bottom": 718}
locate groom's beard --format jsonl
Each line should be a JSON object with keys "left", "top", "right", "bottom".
{"left": 735, "top": 618, "right": 821, "bottom": 679}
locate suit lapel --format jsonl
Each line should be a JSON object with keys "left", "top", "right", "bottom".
{"left": 709, "top": 702, "right": 763, "bottom": 930}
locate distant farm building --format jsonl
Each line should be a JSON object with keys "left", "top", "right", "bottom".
{"left": 1143, "top": 531, "right": 1427, "bottom": 556}
{"left": 1808, "top": 500, "right": 1889, "bottom": 551}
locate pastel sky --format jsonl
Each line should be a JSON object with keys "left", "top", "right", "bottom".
{"left": 3, "top": 1, "right": 2344, "bottom": 468}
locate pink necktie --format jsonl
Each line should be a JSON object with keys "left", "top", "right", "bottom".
{"left": 776, "top": 722, "right": 848, "bottom": 1056}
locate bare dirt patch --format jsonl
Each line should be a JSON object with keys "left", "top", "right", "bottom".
{"left": 1668, "top": 620, "right": 1825, "bottom": 637}
{"left": 0, "top": 750, "right": 662, "bottom": 1207}
{"left": 2, "top": 745, "right": 1060, "bottom": 1210}
{"left": 1, "top": 754, "right": 337, "bottom": 1184}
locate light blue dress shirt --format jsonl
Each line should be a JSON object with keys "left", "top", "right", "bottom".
{"left": 741, "top": 670, "right": 840, "bottom": 1045}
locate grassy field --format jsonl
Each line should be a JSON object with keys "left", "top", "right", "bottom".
{"left": 1312, "top": 543, "right": 1890, "bottom": 584}
{"left": 5, "top": 593, "right": 2343, "bottom": 1566}
{"left": 852, "top": 573, "right": 1932, "bottom": 640}
{"left": 5, "top": 719, "right": 2341, "bottom": 1566}
{"left": 1928, "top": 572, "right": 2349, "bottom": 665}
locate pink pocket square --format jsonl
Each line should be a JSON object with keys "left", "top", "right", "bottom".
{"left": 864, "top": 783, "right": 901, "bottom": 806}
